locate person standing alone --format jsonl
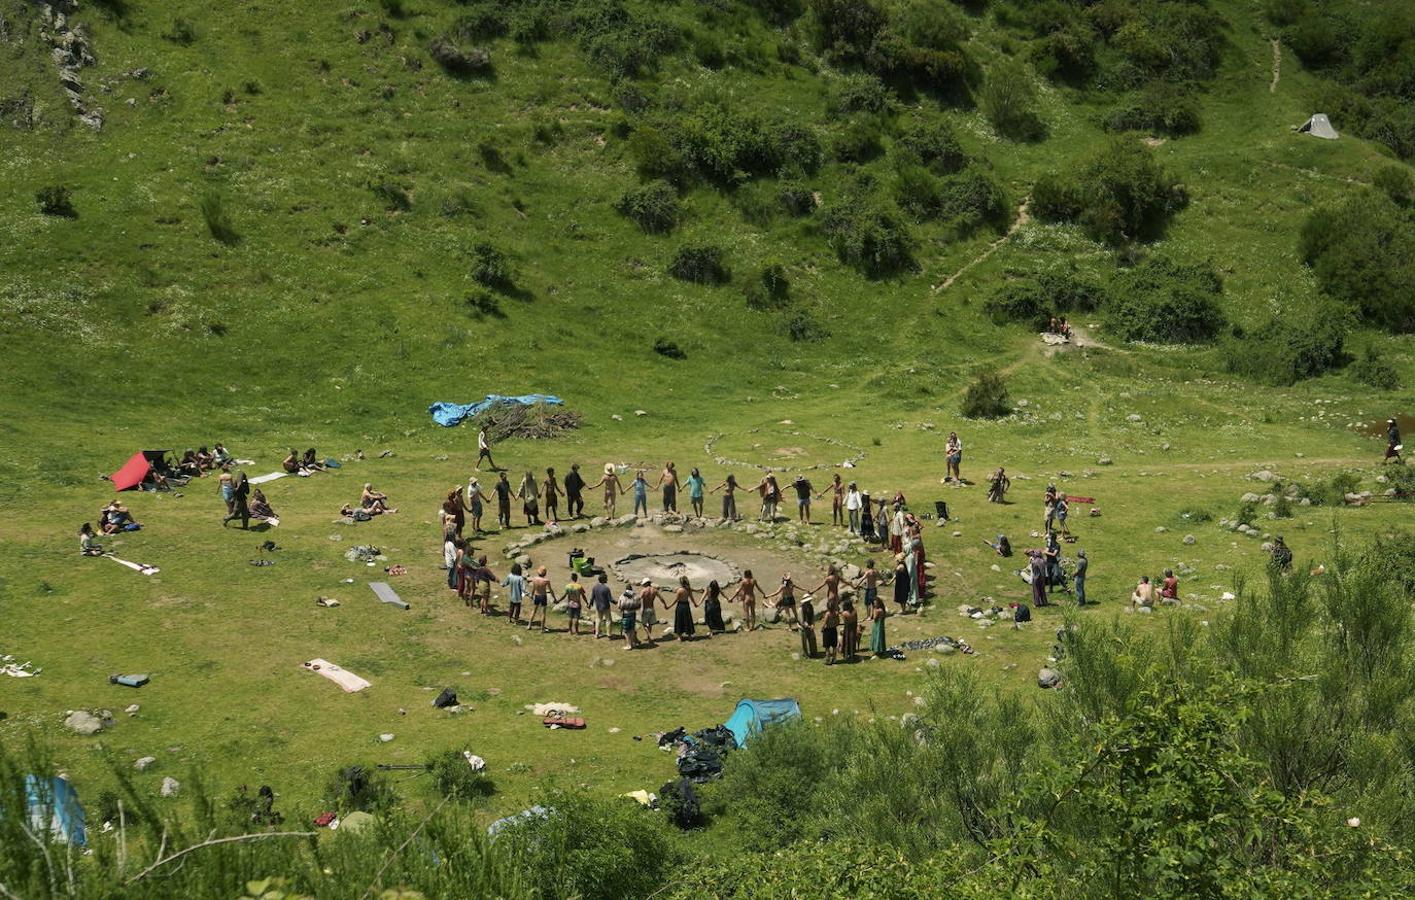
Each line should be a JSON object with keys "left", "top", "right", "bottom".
{"left": 476, "top": 427, "right": 496, "bottom": 471}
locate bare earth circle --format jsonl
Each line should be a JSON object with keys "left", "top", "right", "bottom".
{"left": 612, "top": 552, "right": 742, "bottom": 589}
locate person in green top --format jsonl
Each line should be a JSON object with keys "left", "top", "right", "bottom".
{"left": 869, "top": 595, "right": 888, "bottom": 657}
{"left": 686, "top": 467, "right": 707, "bottom": 518}
{"left": 559, "top": 572, "right": 587, "bottom": 635}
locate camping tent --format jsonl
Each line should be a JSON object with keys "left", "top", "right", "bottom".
{"left": 25, "top": 775, "right": 87, "bottom": 847}
{"left": 111, "top": 450, "right": 171, "bottom": 491}
{"left": 724, "top": 698, "right": 801, "bottom": 748}
{"left": 1297, "top": 114, "right": 1339, "bottom": 139}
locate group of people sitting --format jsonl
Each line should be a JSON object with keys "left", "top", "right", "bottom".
{"left": 1130, "top": 570, "right": 1181, "bottom": 609}
{"left": 96, "top": 500, "right": 140, "bottom": 534}
{"left": 282, "top": 448, "right": 329, "bottom": 476}
{"left": 174, "top": 444, "right": 234, "bottom": 477}
{"left": 1046, "top": 317, "right": 1073, "bottom": 338}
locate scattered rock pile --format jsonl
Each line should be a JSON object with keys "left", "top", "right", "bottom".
{"left": 39, "top": 2, "right": 103, "bottom": 129}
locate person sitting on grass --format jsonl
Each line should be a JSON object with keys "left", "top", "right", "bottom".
{"left": 282, "top": 448, "right": 302, "bottom": 474}
{"left": 212, "top": 443, "right": 233, "bottom": 466}
{"left": 177, "top": 449, "right": 202, "bottom": 477}
{"left": 79, "top": 522, "right": 103, "bottom": 556}
{"left": 302, "top": 448, "right": 326, "bottom": 472}
{"left": 339, "top": 503, "right": 374, "bottom": 521}
{"left": 249, "top": 489, "right": 277, "bottom": 523}
{"left": 1131, "top": 575, "right": 1155, "bottom": 609}
{"left": 1160, "top": 568, "right": 1180, "bottom": 603}
{"left": 101, "top": 501, "right": 138, "bottom": 534}
{"left": 195, "top": 446, "right": 216, "bottom": 470}
{"left": 361, "top": 483, "right": 395, "bottom": 514}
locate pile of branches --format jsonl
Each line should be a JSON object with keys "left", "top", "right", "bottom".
{"left": 472, "top": 402, "right": 582, "bottom": 441}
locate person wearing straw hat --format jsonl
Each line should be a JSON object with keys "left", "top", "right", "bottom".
{"left": 636, "top": 578, "right": 660, "bottom": 645}
{"left": 590, "top": 463, "right": 624, "bottom": 517}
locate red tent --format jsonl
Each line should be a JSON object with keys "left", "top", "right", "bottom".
{"left": 111, "top": 450, "right": 170, "bottom": 491}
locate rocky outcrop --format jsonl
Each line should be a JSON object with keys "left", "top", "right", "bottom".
{"left": 39, "top": 2, "right": 103, "bottom": 129}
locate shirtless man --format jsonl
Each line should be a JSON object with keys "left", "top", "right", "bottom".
{"left": 730, "top": 569, "right": 760, "bottom": 631}
{"left": 809, "top": 564, "right": 843, "bottom": 609}
{"left": 527, "top": 566, "right": 553, "bottom": 632}
{"left": 541, "top": 467, "right": 561, "bottom": 524}
{"left": 590, "top": 464, "right": 624, "bottom": 516}
{"left": 826, "top": 474, "right": 845, "bottom": 526}
{"left": 656, "top": 462, "right": 679, "bottom": 513}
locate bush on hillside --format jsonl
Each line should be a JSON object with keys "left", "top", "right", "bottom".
{"left": 809, "top": 0, "right": 974, "bottom": 99}
{"left": 471, "top": 241, "right": 515, "bottom": 290}
{"left": 1299, "top": 193, "right": 1415, "bottom": 332}
{"left": 980, "top": 58, "right": 1046, "bottom": 141}
{"left": 198, "top": 191, "right": 239, "bottom": 246}
{"left": 1349, "top": 344, "right": 1401, "bottom": 390}
{"left": 779, "top": 180, "right": 818, "bottom": 216}
{"left": 1103, "top": 84, "right": 1201, "bottom": 136}
{"left": 1034, "top": 138, "right": 1185, "bottom": 244}
{"left": 35, "top": 185, "right": 76, "bottom": 218}
{"left": 429, "top": 37, "right": 493, "bottom": 76}
{"left": 162, "top": 17, "right": 196, "bottom": 45}
{"left": 895, "top": 115, "right": 968, "bottom": 174}
{"left": 647, "top": 106, "right": 823, "bottom": 185}
{"left": 452, "top": 4, "right": 508, "bottom": 40}
{"left": 821, "top": 192, "right": 916, "bottom": 277}
{"left": 615, "top": 180, "right": 682, "bottom": 234}
{"left": 1224, "top": 297, "right": 1351, "bottom": 385}
{"left": 828, "top": 73, "right": 893, "bottom": 114}
{"left": 325, "top": 765, "right": 397, "bottom": 814}
{"left": 1107, "top": 256, "right": 1224, "bottom": 343}
{"left": 628, "top": 126, "right": 689, "bottom": 183}
{"left": 572, "top": 5, "right": 682, "bottom": 80}
{"left": 961, "top": 370, "right": 1011, "bottom": 419}
{"left": 833, "top": 118, "right": 886, "bottom": 163}
{"left": 747, "top": 0, "right": 806, "bottom": 27}
{"left": 895, "top": 163, "right": 1007, "bottom": 233}
{"left": 1372, "top": 165, "right": 1414, "bottom": 207}
{"left": 370, "top": 180, "right": 412, "bottom": 212}
{"left": 786, "top": 310, "right": 829, "bottom": 341}
{"left": 428, "top": 750, "right": 496, "bottom": 802}
{"left": 669, "top": 244, "right": 730, "bottom": 284}
{"left": 1032, "top": 25, "right": 1098, "bottom": 84}
{"left": 984, "top": 269, "right": 1105, "bottom": 329}
{"left": 745, "top": 263, "right": 791, "bottom": 309}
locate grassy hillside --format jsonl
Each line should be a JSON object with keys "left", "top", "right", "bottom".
{"left": 1, "top": 0, "right": 1414, "bottom": 895}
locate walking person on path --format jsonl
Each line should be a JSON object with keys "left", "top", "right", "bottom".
{"left": 1385, "top": 418, "right": 1404, "bottom": 464}
{"left": 710, "top": 474, "right": 740, "bottom": 521}
{"left": 476, "top": 427, "right": 497, "bottom": 471}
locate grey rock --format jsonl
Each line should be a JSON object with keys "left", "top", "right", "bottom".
{"left": 1126, "top": 414, "right": 1142, "bottom": 423}
{"left": 1038, "top": 668, "right": 1062, "bottom": 689}
{"left": 1097, "top": 456, "right": 1113, "bottom": 466}
{"left": 1251, "top": 470, "right": 1276, "bottom": 482}
{"left": 662, "top": 524, "right": 683, "bottom": 534}
{"left": 1183, "top": 534, "right": 1196, "bottom": 545}
{"left": 1154, "top": 526, "right": 1167, "bottom": 534}
{"left": 590, "top": 517, "right": 607, "bottom": 528}
{"left": 134, "top": 756, "right": 156, "bottom": 771}
{"left": 64, "top": 710, "right": 105, "bottom": 736}
{"left": 160, "top": 776, "right": 180, "bottom": 797}
{"left": 571, "top": 524, "right": 590, "bottom": 534}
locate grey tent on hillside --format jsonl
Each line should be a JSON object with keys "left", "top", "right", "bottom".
{"left": 1297, "top": 114, "right": 1339, "bottom": 139}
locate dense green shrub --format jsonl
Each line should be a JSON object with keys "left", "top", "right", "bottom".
{"left": 1308, "top": 471, "right": 1361, "bottom": 506}
{"left": 747, "top": 0, "right": 805, "bottom": 27}
{"left": 1035, "top": 138, "right": 1185, "bottom": 244}
{"left": 1225, "top": 297, "right": 1351, "bottom": 385}
{"left": 833, "top": 117, "right": 886, "bottom": 163}
{"left": 1373, "top": 165, "right": 1414, "bottom": 207}
{"left": 895, "top": 163, "right": 1007, "bottom": 232}
{"left": 1350, "top": 344, "right": 1401, "bottom": 390}
{"left": 821, "top": 192, "right": 916, "bottom": 277}
{"left": 1032, "top": 24, "right": 1098, "bottom": 83}
{"left": 745, "top": 263, "right": 791, "bottom": 309}
{"left": 429, "top": 37, "right": 493, "bottom": 76}
{"left": 984, "top": 269, "right": 1105, "bottom": 328}
{"left": 35, "top": 185, "right": 76, "bottom": 217}
{"left": 162, "top": 17, "right": 196, "bottom": 44}
{"left": 370, "top": 180, "right": 412, "bottom": 212}
{"left": 642, "top": 106, "right": 822, "bottom": 185}
{"left": 472, "top": 241, "right": 515, "bottom": 290}
{"left": 628, "top": 126, "right": 688, "bottom": 182}
{"left": 453, "top": 4, "right": 509, "bottom": 40}
{"left": 615, "top": 180, "right": 681, "bottom": 233}
{"left": 980, "top": 58, "right": 1046, "bottom": 141}
{"left": 828, "top": 73, "right": 893, "bottom": 114}
{"left": 669, "top": 244, "right": 730, "bottom": 284}
{"left": 1107, "top": 256, "right": 1224, "bottom": 343}
{"left": 895, "top": 115, "right": 968, "bottom": 174}
{"left": 1104, "top": 84, "right": 1201, "bottom": 136}
{"left": 809, "top": 0, "right": 974, "bottom": 99}
{"left": 786, "top": 310, "right": 829, "bottom": 341}
{"left": 778, "top": 180, "right": 818, "bottom": 216}
{"left": 324, "top": 764, "right": 397, "bottom": 813}
{"left": 961, "top": 369, "right": 1011, "bottom": 418}
{"left": 1299, "top": 193, "right": 1415, "bottom": 332}
{"left": 429, "top": 750, "right": 496, "bottom": 802}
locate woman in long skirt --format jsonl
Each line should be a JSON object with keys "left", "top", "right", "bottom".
{"left": 859, "top": 493, "right": 874, "bottom": 542}
{"left": 893, "top": 554, "right": 911, "bottom": 615}
{"left": 869, "top": 597, "right": 888, "bottom": 657}
{"left": 703, "top": 580, "right": 726, "bottom": 633}
{"left": 669, "top": 576, "right": 697, "bottom": 640}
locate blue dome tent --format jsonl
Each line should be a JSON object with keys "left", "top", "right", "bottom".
{"left": 724, "top": 698, "right": 801, "bottom": 748}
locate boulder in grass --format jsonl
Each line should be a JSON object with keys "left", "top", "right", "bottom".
{"left": 1038, "top": 668, "right": 1062, "bottom": 689}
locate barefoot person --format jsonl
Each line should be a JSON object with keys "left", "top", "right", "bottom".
{"left": 656, "top": 462, "right": 679, "bottom": 513}
{"left": 517, "top": 471, "right": 542, "bottom": 526}
{"left": 868, "top": 594, "right": 888, "bottom": 658}
{"left": 798, "top": 590, "right": 817, "bottom": 659}
{"left": 821, "top": 599, "right": 840, "bottom": 665}
{"left": 686, "top": 467, "right": 707, "bottom": 519}
{"left": 667, "top": 576, "right": 698, "bottom": 641}
{"left": 844, "top": 482, "right": 863, "bottom": 534}
{"left": 630, "top": 470, "right": 649, "bottom": 518}
{"left": 808, "top": 565, "right": 843, "bottom": 611}
{"left": 590, "top": 464, "right": 624, "bottom": 517}
{"left": 827, "top": 473, "right": 845, "bottom": 526}
{"left": 945, "top": 432, "right": 962, "bottom": 482}
{"left": 79, "top": 522, "right": 103, "bottom": 556}
{"left": 502, "top": 563, "right": 526, "bottom": 625}
{"left": 1130, "top": 575, "right": 1154, "bottom": 609}
{"left": 710, "top": 474, "right": 740, "bottom": 521}
{"left": 218, "top": 465, "right": 235, "bottom": 516}
{"left": 618, "top": 583, "right": 641, "bottom": 650}
{"left": 590, "top": 573, "right": 614, "bottom": 639}
{"left": 987, "top": 467, "right": 1010, "bottom": 504}
{"left": 559, "top": 572, "right": 586, "bottom": 635}
{"left": 527, "top": 566, "right": 552, "bottom": 632}
{"left": 636, "top": 578, "right": 660, "bottom": 645}
{"left": 766, "top": 573, "right": 801, "bottom": 630}
{"left": 361, "top": 483, "right": 396, "bottom": 514}
{"left": 703, "top": 580, "right": 727, "bottom": 634}
{"left": 840, "top": 600, "right": 859, "bottom": 662}
{"left": 791, "top": 474, "right": 815, "bottom": 524}
{"left": 730, "top": 569, "right": 760, "bottom": 631}
{"left": 466, "top": 477, "right": 491, "bottom": 534}
{"left": 541, "top": 467, "right": 561, "bottom": 524}
{"left": 223, "top": 473, "right": 251, "bottom": 529}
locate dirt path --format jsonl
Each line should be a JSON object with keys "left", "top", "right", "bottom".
{"left": 1270, "top": 39, "right": 1281, "bottom": 93}
{"left": 931, "top": 197, "right": 1030, "bottom": 293}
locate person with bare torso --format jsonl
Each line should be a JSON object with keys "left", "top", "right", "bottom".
{"left": 527, "top": 566, "right": 552, "bottom": 632}
{"left": 730, "top": 569, "right": 760, "bottom": 631}
{"left": 666, "top": 576, "right": 698, "bottom": 640}
{"left": 541, "top": 467, "right": 561, "bottom": 524}
{"left": 637, "top": 579, "right": 661, "bottom": 644}
{"left": 827, "top": 474, "right": 845, "bottom": 526}
{"left": 711, "top": 474, "right": 741, "bottom": 521}
{"left": 590, "top": 464, "right": 624, "bottom": 516}
{"left": 656, "top": 462, "right": 679, "bottom": 513}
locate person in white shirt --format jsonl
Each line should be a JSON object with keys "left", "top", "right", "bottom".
{"left": 476, "top": 427, "right": 496, "bottom": 471}
{"left": 844, "top": 482, "right": 864, "bottom": 534}
{"left": 945, "top": 432, "right": 963, "bottom": 482}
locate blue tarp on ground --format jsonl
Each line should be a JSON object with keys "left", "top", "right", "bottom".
{"left": 724, "top": 698, "right": 801, "bottom": 748}
{"left": 25, "top": 775, "right": 87, "bottom": 847}
{"left": 428, "top": 395, "right": 564, "bottom": 428}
